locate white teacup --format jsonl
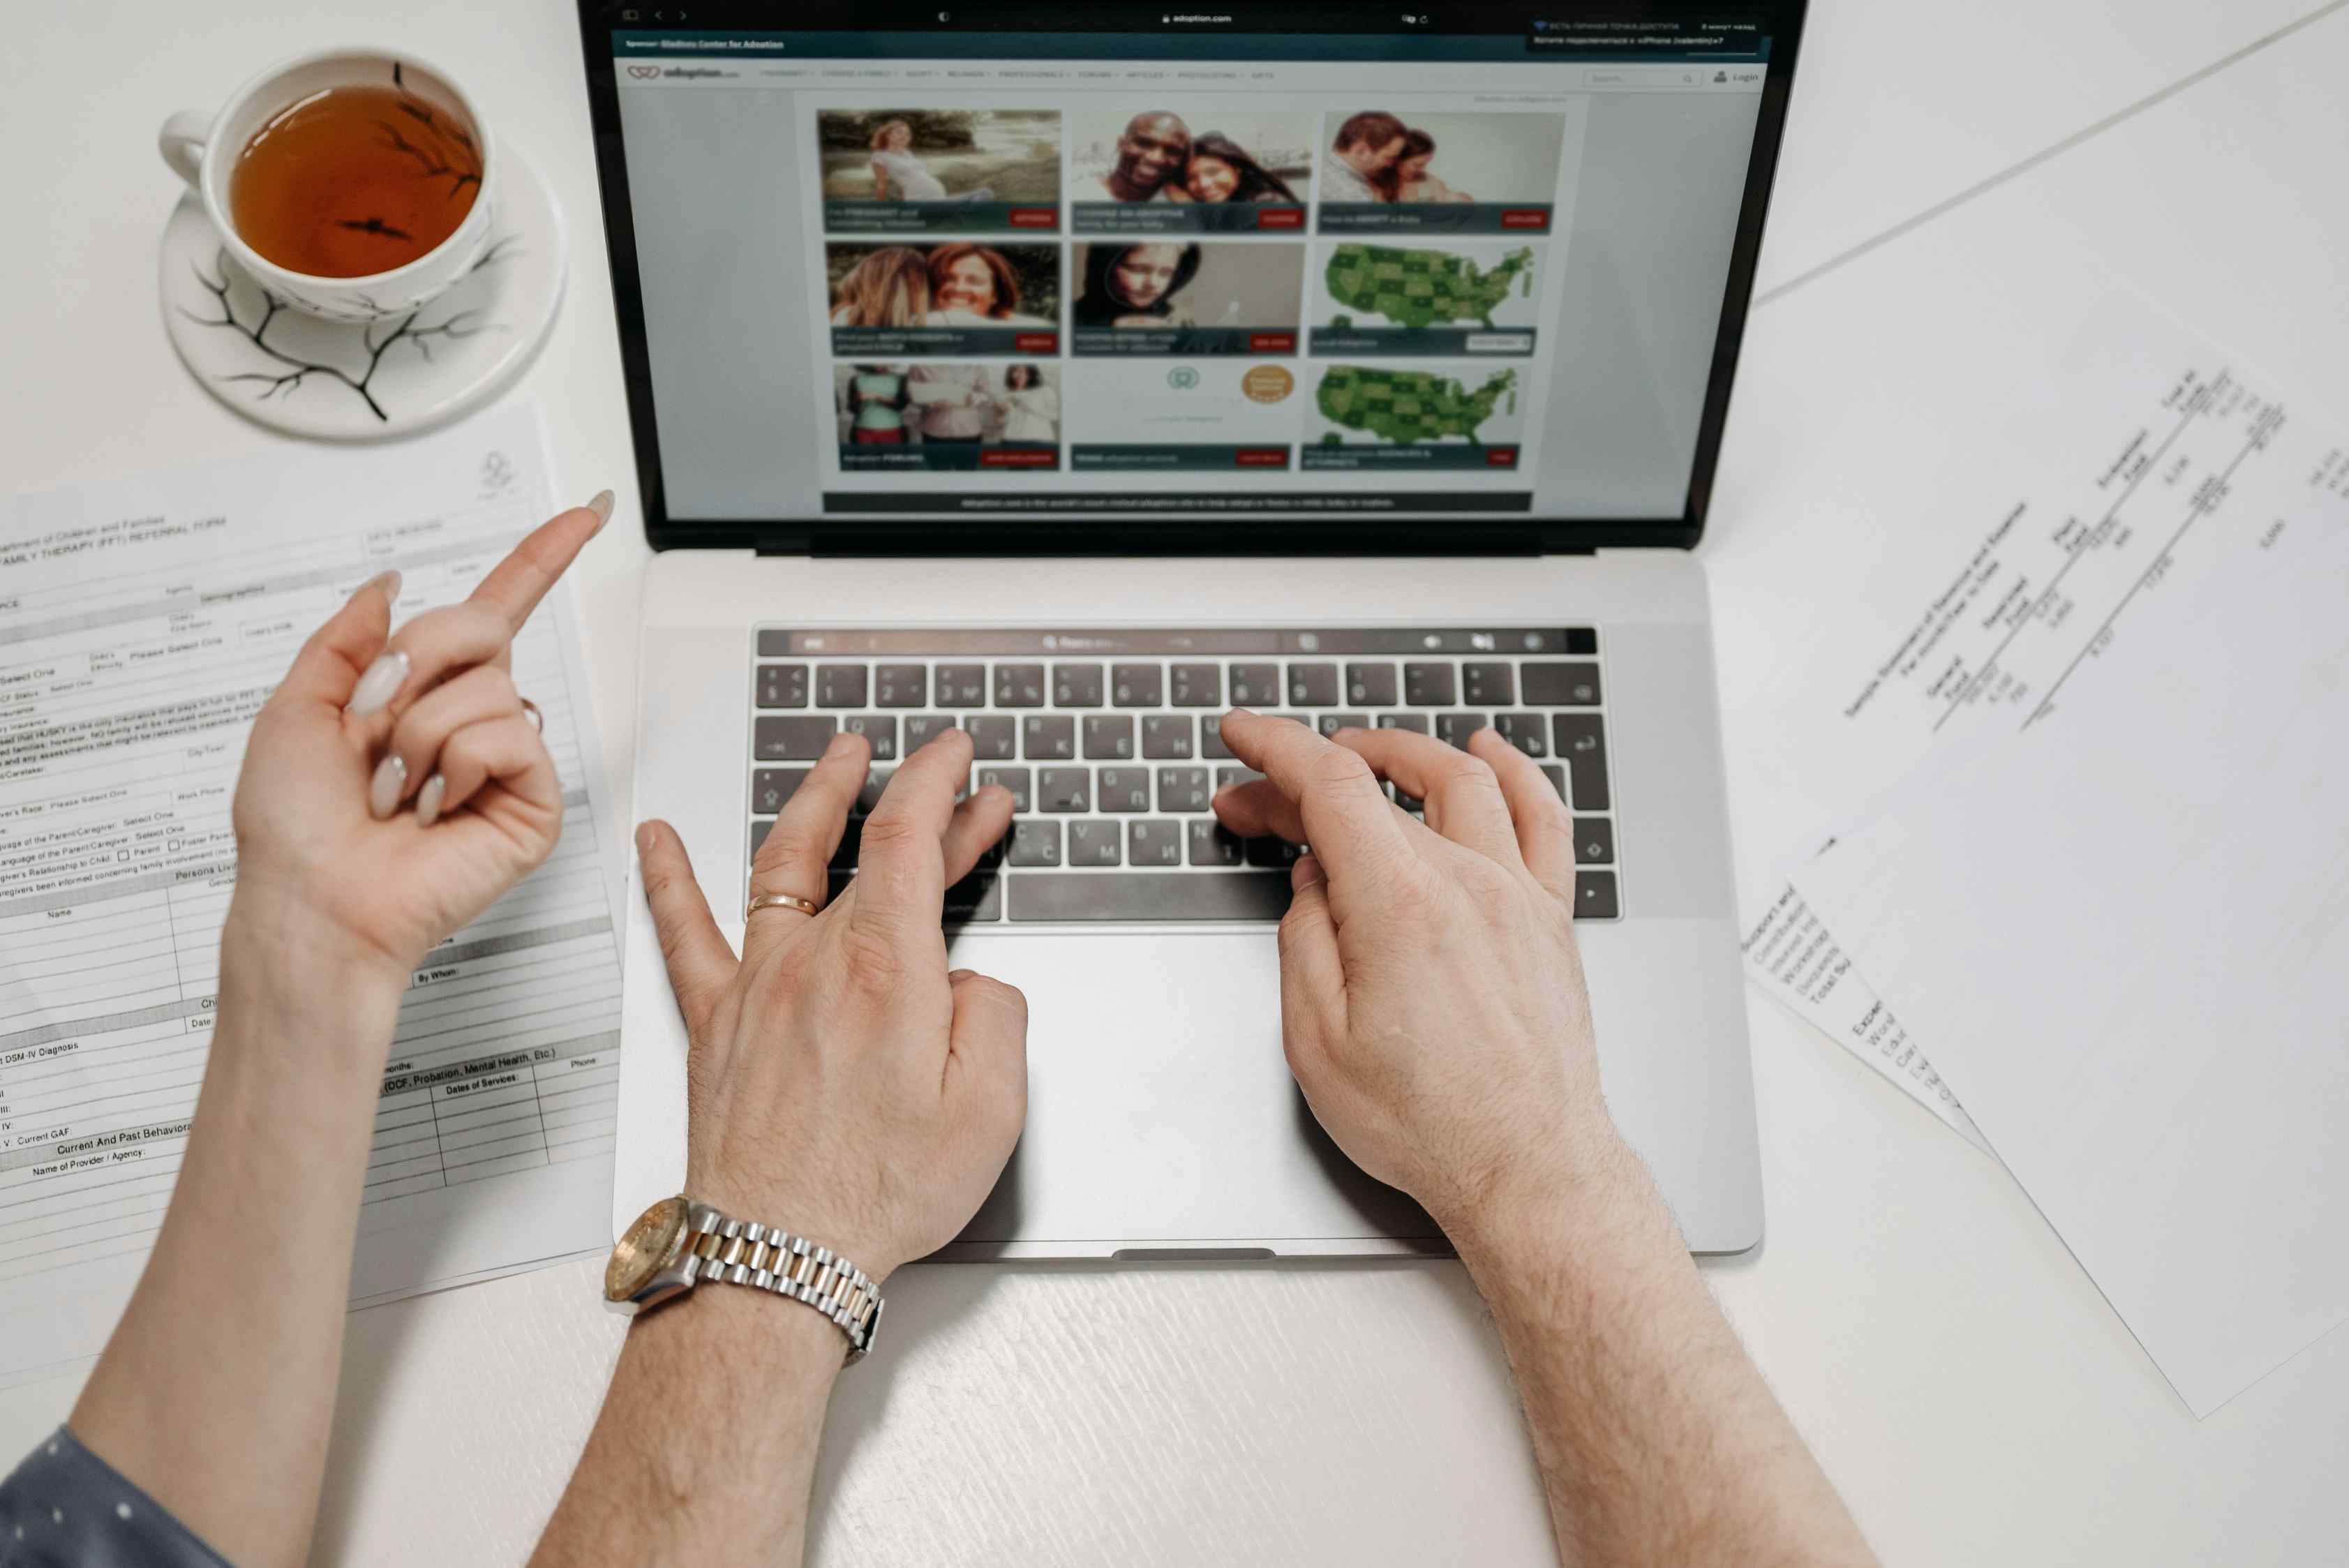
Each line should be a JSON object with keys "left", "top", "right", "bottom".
{"left": 160, "top": 48, "right": 498, "bottom": 325}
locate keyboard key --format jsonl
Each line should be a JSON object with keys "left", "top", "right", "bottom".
{"left": 964, "top": 715, "right": 1016, "bottom": 760}
{"left": 1083, "top": 715, "right": 1136, "bottom": 760}
{"left": 902, "top": 714, "right": 959, "bottom": 752}
{"left": 1170, "top": 663, "right": 1223, "bottom": 707}
{"left": 1053, "top": 663, "right": 1104, "bottom": 708}
{"left": 1112, "top": 664, "right": 1163, "bottom": 707}
{"left": 1574, "top": 817, "right": 1615, "bottom": 865}
{"left": 750, "top": 817, "right": 773, "bottom": 856}
{"left": 1493, "top": 714, "right": 1549, "bottom": 756}
{"left": 1435, "top": 712, "right": 1489, "bottom": 749}
{"left": 1340, "top": 663, "right": 1394, "bottom": 706}
{"left": 976, "top": 765, "right": 1031, "bottom": 812}
{"left": 1228, "top": 662, "right": 1280, "bottom": 706}
{"left": 874, "top": 664, "right": 927, "bottom": 708}
{"left": 994, "top": 664, "right": 1046, "bottom": 707}
{"left": 1564, "top": 627, "right": 1599, "bottom": 655}
{"left": 1404, "top": 663, "right": 1456, "bottom": 705}
{"left": 1023, "top": 715, "right": 1075, "bottom": 760}
{"left": 754, "top": 715, "right": 837, "bottom": 760}
{"left": 1142, "top": 714, "right": 1195, "bottom": 759}
{"left": 1066, "top": 820, "right": 1122, "bottom": 866}
{"left": 1201, "top": 715, "right": 1234, "bottom": 760}
{"left": 1551, "top": 715, "right": 1610, "bottom": 809}
{"left": 751, "top": 768, "right": 807, "bottom": 816}
{"left": 1463, "top": 662, "right": 1514, "bottom": 705}
{"left": 1574, "top": 870, "right": 1620, "bottom": 920}
{"left": 937, "top": 663, "right": 988, "bottom": 706}
{"left": 1378, "top": 713, "right": 1431, "bottom": 734}
{"left": 1097, "top": 768, "right": 1151, "bottom": 812}
{"left": 1008, "top": 819, "right": 1062, "bottom": 865}
{"left": 1522, "top": 662, "right": 1602, "bottom": 706}
{"left": 1317, "top": 712, "right": 1369, "bottom": 738}
{"left": 1187, "top": 821, "right": 1247, "bottom": 867}
{"left": 842, "top": 714, "right": 897, "bottom": 760}
{"left": 1007, "top": 869, "right": 1292, "bottom": 920}
{"left": 756, "top": 630, "right": 791, "bottom": 657}
{"left": 1287, "top": 662, "right": 1339, "bottom": 705}
{"left": 1038, "top": 768, "right": 1091, "bottom": 812}
{"left": 1246, "top": 836, "right": 1304, "bottom": 867}
{"left": 854, "top": 768, "right": 893, "bottom": 816}
{"left": 756, "top": 663, "right": 808, "bottom": 709}
{"left": 815, "top": 664, "right": 868, "bottom": 708}
{"left": 1156, "top": 766, "right": 1212, "bottom": 812}
{"left": 1128, "top": 819, "right": 1184, "bottom": 867}
{"left": 1541, "top": 763, "right": 1567, "bottom": 802}
{"left": 942, "top": 868, "right": 1002, "bottom": 923}
{"left": 1216, "top": 766, "right": 1264, "bottom": 791}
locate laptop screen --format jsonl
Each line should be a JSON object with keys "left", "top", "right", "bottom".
{"left": 591, "top": 4, "right": 1794, "bottom": 536}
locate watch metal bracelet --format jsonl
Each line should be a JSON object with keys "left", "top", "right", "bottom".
{"left": 684, "top": 1203, "right": 884, "bottom": 1361}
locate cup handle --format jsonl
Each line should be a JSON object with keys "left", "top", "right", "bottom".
{"left": 159, "top": 110, "right": 211, "bottom": 190}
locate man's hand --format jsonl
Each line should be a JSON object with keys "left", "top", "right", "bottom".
{"left": 634, "top": 728, "right": 1026, "bottom": 1280}
{"left": 1211, "top": 711, "right": 1625, "bottom": 1231}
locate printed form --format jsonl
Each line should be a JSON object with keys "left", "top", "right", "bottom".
{"left": 1725, "top": 289, "right": 2349, "bottom": 1149}
{"left": 0, "top": 405, "right": 623, "bottom": 1384}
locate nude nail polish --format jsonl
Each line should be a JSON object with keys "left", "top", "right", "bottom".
{"left": 369, "top": 754, "right": 408, "bottom": 820}
{"left": 364, "top": 569, "right": 403, "bottom": 605}
{"left": 415, "top": 773, "right": 447, "bottom": 828}
{"left": 586, "top": 490, "right": 616, "bottom": 532}
{"left": 346, "top": 650, "right": 410, "bottom": 719}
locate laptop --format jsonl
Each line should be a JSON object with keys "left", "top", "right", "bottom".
{"left": 583, "top": 0, "right": 1803, "bottom": 1257}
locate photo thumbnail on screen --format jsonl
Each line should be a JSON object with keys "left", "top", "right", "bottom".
{"left": 827, "top": 241, "right": 1062, "bottom": 356}
{"left": 819, "top": 109, "right": 1064, "bottom": 234}
{"left": 835, "top": 362, "right": 1061, "bottom": 472}
{"left": 1318, "top": 110, "right": 1566, "bottom": 234}
{"left": 1302, "top": 361, "right": 1523, "bottom": 470}
{"left": 1068, "top": 109, "right": 1315, "bottom": 234}
{"left": 1071, "top": 241, "right": 1306, "bottom": 356}
{"left": 1311, "top": 240, "right": 1540, "bottom": 357}
{"left": 1066, "top": 359, "right": 1303, "bottom": 472}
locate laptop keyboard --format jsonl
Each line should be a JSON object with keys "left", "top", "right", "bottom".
{"left": 748, "top": 627, "right": 1620, "bottom": 924}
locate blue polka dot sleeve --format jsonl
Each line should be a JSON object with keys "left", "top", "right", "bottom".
{"left": 1, "top": 1428, "right": 233, "bottom": 1567}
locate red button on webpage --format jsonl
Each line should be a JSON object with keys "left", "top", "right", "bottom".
{"left": 1484, "top": 447, "right": 1520, "bottom": 468}
{"left": 1499, "top": 209, "right": 1551, "bottom": 229}
{"left": 1008, "top": 207, "right": 1057, "bottom": 227}
{"left": 1014, "top": 333, "right": 1059, "bottom": 353}
{"left": 982, "top": 449, "right": 1057, "bottom": 468}
{"left": 1255, "top": 207, "right": 1305, "bottom": 229}
{"left": 1248, "top": 331, "right": 1298, "bottom": 353}
{"left": 1234, "top": 448, "right": 1291, "bottom": 468}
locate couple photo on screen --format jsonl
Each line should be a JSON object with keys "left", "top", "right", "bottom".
{"left": 828, "top": 242, "right": 1058, "bottom": 330}
{"left": 1077, "top": 112, "right": 1307, "bottom": 206}
{"left": 839, "top": 364, "right": 1060, "bottom": 447}
{"left": 1324, "top": 110, "right": 1476, "bottom": 204}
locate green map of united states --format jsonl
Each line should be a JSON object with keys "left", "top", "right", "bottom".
{"left": 1317, "top": 366, "right": 1519, "bottom": 445}
{"left": 1324, "top": 245, "right": 1535, "bottom": 329}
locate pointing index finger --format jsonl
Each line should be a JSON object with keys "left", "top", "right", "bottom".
{"left": 1215, "top": 709, "right": 1411, "bottom": 886}
{"left": 469, "top": 496, "right": 611, "bottom": 632}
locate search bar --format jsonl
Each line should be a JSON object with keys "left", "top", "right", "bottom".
{"left": 1582, "top": 66, "right": 1705, "bottom": 89}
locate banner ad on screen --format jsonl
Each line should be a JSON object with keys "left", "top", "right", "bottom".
{"left": 1068, "top": 107, "right": 1314, "bottom": 234}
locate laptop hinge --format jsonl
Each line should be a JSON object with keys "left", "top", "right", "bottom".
{"left": 754, "top": 530, "right": 812, "bottom": 556}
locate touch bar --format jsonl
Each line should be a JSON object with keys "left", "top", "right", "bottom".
{"left": 1004, "top": 872, "right": 1295, "bottom": 922}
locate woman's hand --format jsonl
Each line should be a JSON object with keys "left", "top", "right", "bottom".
{"left": 1209, "top": 710, "right": 1623, "bottom": 1233}
{"left": 635, "top": 729, "right": 1027, "bottom": 1282}
{"left": 225, "top": 498, "right": 609, "bottom": 990}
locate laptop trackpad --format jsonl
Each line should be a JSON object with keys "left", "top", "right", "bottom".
{"left": 941, "top": 929, "right": 1440, "bottom": 1253}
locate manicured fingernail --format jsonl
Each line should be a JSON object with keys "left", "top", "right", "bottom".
{"left": 369, "top": 754, "right": 408, "bottom": 820}
{"left": 346, "top": 650, "right": 409, "bottom": 718}
{"left": 635, "top": 822, "right": 656, "bottom": 854}
{"left": 585, "top": 490, "right": 615, "bottom": 532}
{"left": 415, "top": 773, "right": 447, "bottom": 828}
{"left": 362, "top": 569, "right": 403, "bottom": 605}
{"left": 823, "top": 732, "right": 858, "bottom": 759}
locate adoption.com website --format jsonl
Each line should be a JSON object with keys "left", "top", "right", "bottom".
{"left": 613, "top": 27, "right": 1768, "bottom": 520}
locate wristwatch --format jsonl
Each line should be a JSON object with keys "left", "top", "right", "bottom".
{"left": 604, "top": 1195, "right": 885, "bottom": 1362}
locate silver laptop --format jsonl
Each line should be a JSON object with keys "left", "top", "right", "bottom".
{"left": 583, "top": 0, "right": 1805, "bottom": 1257}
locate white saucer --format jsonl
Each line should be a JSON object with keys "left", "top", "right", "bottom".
{"left": 161, "top": 142, "right": 567, "bottom": 440}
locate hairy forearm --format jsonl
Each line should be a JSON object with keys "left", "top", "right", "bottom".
{"left": 532, "top": 1287, "right": 844, "bottom": 1567}
{"left": 71, "top": 901, "right": 405, "bottom": 1568}
{"left": 1454, "top": 1140, "right": 1877, "bottom": 1568}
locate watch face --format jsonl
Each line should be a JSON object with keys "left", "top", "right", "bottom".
{"left": 606, "top": 1196, "right": 687, "bottom": 1302}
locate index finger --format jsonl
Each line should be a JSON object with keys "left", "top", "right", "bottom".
{"left": 1216, "top": 709, "right": 1412, "bottom": 886}
{"left": 468, "top": 493, "right": 612, "bottom": 632}
{"left": 847, "top": 727, "right": 975, "bottom": 945}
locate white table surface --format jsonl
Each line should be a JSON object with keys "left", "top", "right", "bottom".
{"left": 5, "top": 3, "right": 2348, "bottom": 1563}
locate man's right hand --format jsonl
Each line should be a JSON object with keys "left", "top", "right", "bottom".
{"left": 1210, "top": 711, "right": 1627, "bottom": 1233}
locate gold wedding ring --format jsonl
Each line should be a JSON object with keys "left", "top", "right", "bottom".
{"left": 745, "top": 891, "right": 819, "bottom": 919}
